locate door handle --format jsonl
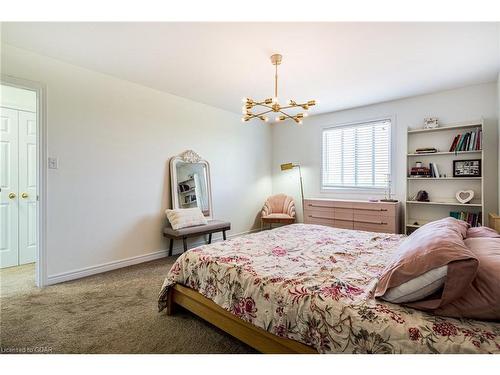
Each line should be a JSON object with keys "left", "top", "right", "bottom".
{"left": 8, "top": 192, "right": 16, "bottom": 199}
{"left": 21, "top": 192, "right": 29, "bottom": 199}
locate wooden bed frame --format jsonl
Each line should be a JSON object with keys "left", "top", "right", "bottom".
{"left": 165, "top": 284, "right": 317, "bottom": 354}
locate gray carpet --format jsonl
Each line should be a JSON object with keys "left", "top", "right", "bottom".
{"left": 0, "top": 258, "right": 255, "bottom": 354}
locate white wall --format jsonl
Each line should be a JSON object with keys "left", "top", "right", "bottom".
{"left": 1, "top": 44, "right": 272, "bottom": 278}
{"left": 272, "top": 83, "right": 499, "bottom": 224}
{"left": 498, "top": 73, "right": 500, "bottom": 213}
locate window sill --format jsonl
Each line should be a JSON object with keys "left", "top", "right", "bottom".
{"left": 321, "top": 187, "right": 386, "bottom": 194}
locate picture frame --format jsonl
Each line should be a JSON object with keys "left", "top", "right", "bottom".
{"left": 423, "top": 117, "right": 439, "bottom": 129}
{"left": 453, "top": 159, "right": 481, "bottom": 177}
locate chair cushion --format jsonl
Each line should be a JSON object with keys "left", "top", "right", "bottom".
{"left": 163, "top": 220, "right": 230, "bottom": 237}
{"left": 262, "top": 213, "right": 294, "bottom": 219}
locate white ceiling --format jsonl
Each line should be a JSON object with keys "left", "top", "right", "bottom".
{"left": 2, "top": 22, "right": 499, "bottom": 116}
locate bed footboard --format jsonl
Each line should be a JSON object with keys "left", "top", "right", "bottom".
{"left": 166, "top": 284, "right": 317, "bottom": 354}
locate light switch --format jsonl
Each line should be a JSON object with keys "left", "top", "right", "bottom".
{"left": 48, "top": 157, "right": 58, "bottom": 169}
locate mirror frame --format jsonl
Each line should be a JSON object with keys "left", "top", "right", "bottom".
{"left": 170, "top": 150, "right": 213, "bottom": 220}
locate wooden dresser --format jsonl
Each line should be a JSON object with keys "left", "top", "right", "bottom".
{"left": 303, "top": 198, "right": 400, "bottom": 234}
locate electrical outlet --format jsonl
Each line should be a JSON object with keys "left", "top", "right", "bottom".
{"left": 48, "top": 157, "right": 58, "bottom": 169}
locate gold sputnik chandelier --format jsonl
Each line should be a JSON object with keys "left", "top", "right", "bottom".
{"left": 242, "top": 53, "right": 317, "bottom": 124}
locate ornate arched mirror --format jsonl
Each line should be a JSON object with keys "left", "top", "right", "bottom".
{"left": 170, "top": 150, "right": 213, "bottom": 220}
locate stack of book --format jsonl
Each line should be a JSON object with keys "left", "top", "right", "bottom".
{"left": 409, "top": 166, "right": 431, "bottom": 177}
{"left": 449, "top": 211, "right": 481, "bottom": 227}
{"left": 415, "top": 147, "right": 438, "bottom": 154}
{"left": 409, "top": 163, "right": 440, "bottom": 178}
{"left": 449, "top": 129, "right": 482, "bottom": 152}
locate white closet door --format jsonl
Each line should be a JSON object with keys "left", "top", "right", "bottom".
{"left": 0, "top": 107, "right": 19, "bottom": 268}
{"left": 18, "top": 110, "right": 37, "bottom": 265}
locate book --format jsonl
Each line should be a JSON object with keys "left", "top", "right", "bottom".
{"left": 456, "top": 133, "right": 465, "bottom": 151}
{"left": 450, "top": 129, "right": 482, "bottom": 152}
{"left": 432, "top": 163, "right": 440, "bottom": 178}
{"left": 449, "top": 211, "right": 481, "bottom": 227}
{"left": 415, "top": 148, "right": 437, "bottom": 154}
{"left": 449, "top": 135, "right": 459, "bottom": 151}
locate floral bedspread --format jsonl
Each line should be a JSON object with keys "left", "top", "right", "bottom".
{"left": 158, "top": 224, "right": 500, "bottom": 353}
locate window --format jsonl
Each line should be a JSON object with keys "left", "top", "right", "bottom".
{"left": 322, "top": 119, "right": 391, "bottom": 189}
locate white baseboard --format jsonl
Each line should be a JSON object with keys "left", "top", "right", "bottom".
{"left": 46, "top": 228, "right": 261, "bottom": 286}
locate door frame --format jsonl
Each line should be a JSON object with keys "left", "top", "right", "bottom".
{"left": 1, "top": 74, "right": 48, "bottom": 287}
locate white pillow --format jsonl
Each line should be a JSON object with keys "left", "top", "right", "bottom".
{"left": 381, "top": 265, "right": 448, "bottom": 303}
{"left": 165, "top": 208, "right": 208, "bottom": 230}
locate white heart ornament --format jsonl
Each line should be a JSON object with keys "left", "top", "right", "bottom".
{"left": 456, "top": 190, "right": 474, "bottom": 204}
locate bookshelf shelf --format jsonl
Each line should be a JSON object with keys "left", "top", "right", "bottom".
{"left": 405, "top": 119, "right": 484, "bottom": 233}
{"left": 407, "top": 200, "right": 482, "bottom": 207}
{"left": 407, "top": 120, "right": 482, "bottom": 134}
{"left": 407, "top": 150, "right": 482, "bottom": 156}
{"left": 407, "top": 177, "right": 482, "bottom": 180}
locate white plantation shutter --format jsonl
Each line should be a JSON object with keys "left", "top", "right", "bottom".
{"left": 322, "top": 119, "right": 391, "bottom": 189}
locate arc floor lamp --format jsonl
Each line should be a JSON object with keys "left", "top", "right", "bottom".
{"left": 280, "top": 162, "right": 304, "bottom": 217}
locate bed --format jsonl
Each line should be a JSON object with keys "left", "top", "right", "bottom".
{"left": 158, "top": 224, "right": 500, "bottom": 353}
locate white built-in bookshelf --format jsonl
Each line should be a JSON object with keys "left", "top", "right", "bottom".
{"left": 405, "top": 119, "right": 484, "bottom": 234}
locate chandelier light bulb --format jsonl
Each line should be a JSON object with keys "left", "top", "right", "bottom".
{"left": 303, "top": 112, "right": 308, "bottom": 117}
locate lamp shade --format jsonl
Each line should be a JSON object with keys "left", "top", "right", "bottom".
{"left": 280, "top": 163, "right": 294, "bottom": 171}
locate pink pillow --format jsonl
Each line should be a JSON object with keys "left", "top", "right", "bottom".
{"left": 375, "top": 217, "right": 478, "bottom": 310}
{"left": 466, "top": 226, "right": 500, "bottom": 238}
{"left": 436, "top": 237, "right": 500, "bottom": 320}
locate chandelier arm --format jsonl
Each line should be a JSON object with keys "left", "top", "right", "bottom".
{"left": 254, "top": 103, "right": 274, "bottom": 110}
{"left": 279, "top": 104, "right": 299, "bottom": 110}
{"left": 253, "top": 109, "right": 273, "bottom": 117}
{"left": 278, "top": 111, "right": 297, "bottom": 121}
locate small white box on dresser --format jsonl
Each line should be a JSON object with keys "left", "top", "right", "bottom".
{"left": 303, "top": 198, "right": 400, "bottom": 234}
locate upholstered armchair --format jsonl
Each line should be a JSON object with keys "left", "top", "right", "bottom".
{"left": 261, "top": 194, "right": 296, "bottom": 229}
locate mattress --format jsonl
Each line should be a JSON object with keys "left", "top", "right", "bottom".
{"left": 158, "top": 224, "right": 500, "bottom": 353}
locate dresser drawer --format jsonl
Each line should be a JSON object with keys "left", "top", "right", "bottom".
{"left": 334, "top": 219, "right": 354, "bottom": 230}
{"left": 331, "top": 201, "right": 353, "bottom": 209}
{"left": 304, "top": 215, "right": 336, "bottom": 227}
{"left": 304, "top": 210, "right": 335, "bottom": 222}
{"left": 304, "top": 200, "right": 336, "bottom": 214}
{"left": 334, "top": 208, "right": 353, "bottom": 221}
{"left": 353, "top": 217, "right": 396, "bottom": 233}
{"left": 352, "top": 202, "right": 396, "bottom": 217}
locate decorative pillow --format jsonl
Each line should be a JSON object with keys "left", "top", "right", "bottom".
{"left": 381, "top": 265, "right": 448, "bottom": 303}
{"left": 165, "top": 208, "right": 208, "bottom": 230}
{"left": 435, "top": 237, "right": 500, "bottom": 320}
{"left": 375, "top": 217, "right": 478, "bottom": 310}
{"left": 466, "top": 226, "right": 500, "bottom": 238}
